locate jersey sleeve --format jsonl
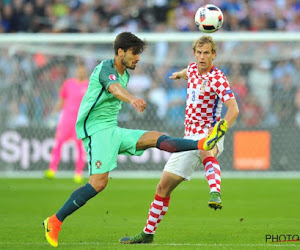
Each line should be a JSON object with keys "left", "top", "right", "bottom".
{"left": 211, "top": 74, "right": 235, "bottom": 103}
{"left": 186, "top": 63, "right": 196, "bottom": 78}
{"left": 99, "top": 64, "right": 120, "bottom": 91}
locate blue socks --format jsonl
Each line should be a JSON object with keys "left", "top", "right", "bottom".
{"left": 56, "top": 183, "right": 98, "bottom": 222}
{"left": 156, "top": 135, "right": 199, "bottom": 152}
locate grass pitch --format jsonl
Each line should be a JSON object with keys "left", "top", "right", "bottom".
{"left": 0, "top": 177, "right": 300, "bottom": 249}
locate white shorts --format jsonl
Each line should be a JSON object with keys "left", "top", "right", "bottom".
{"left": 163, "top": 134, "right": 224, "bottom": 181}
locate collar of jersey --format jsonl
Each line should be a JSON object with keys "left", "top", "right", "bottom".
{"left": 198, "top": 65, "right": 215, "bottom": 77}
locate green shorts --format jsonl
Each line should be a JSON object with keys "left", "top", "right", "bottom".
{"left": 82, "top": 127, "right": 147, "bottom": 175}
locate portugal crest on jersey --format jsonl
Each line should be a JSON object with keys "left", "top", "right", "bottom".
{"left": 109, "top": 74, "right": 117, "bottom": 80}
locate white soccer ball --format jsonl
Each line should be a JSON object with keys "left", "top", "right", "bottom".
{"left": 195, "top": 4, "right": 223, "bottom": 33}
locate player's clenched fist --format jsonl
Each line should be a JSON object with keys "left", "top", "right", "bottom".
{"left": 131, "top": 98, "right": 147, "bottom": 113}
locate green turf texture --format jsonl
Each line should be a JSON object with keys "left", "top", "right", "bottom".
{"left": 1, "top": 178, "right": 300, "bottom": 249}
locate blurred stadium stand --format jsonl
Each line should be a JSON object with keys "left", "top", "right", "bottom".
{"left": 1, "top": 0, "right": 300, "bottom": 33}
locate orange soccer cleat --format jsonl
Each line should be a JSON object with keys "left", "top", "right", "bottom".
{"left": 43, "top": 215, "right": 62, "bottom": 247}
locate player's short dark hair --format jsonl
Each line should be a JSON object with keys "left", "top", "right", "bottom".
{"left": 114, "top": 32, "right": 147, "bottom": 55}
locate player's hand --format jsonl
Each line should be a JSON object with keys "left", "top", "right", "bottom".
{"left": 131, "top": 98, "right": 147, "bottom": 113}
{"left": 169, "top": 72, "right": 181, "bottom": 80}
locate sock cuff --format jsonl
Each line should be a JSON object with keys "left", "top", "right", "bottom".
{"left": 85, "top": 183, "right": 98, "bottom": 196}
{"left": 155, "top": 194, "right": 170, "bottom": 203}
{"left": 156, "top": 135, "right": 169, "bottom": 148}
{"left": 203, "top": 156, "right": 218, "bottom": 166}
{"left": 143, "top": 229, "right": 154, "bottom": 235}
{"left": 53, "top": 214, "right": 63, "bottom": 225}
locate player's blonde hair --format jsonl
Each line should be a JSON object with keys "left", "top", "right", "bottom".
{"left": 192, "top": 35, "right": 216, "bottom": 54}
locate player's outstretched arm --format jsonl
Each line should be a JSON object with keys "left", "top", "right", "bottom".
{"left": 169, "top": 69, "right": 188, "bottom": 80}
{"left": 108, "top": 83, "right": 146, "bottom": 113}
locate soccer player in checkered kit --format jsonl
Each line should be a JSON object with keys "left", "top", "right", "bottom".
{"left": 120, "top": 35, "right": 239, "bottom": 244}
{"left": 42, "top": 32, "right": 224, "bottom": 248}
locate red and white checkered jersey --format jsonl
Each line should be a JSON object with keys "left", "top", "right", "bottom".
{"left": 184, "top": 63, "right": 235, "bottom": 136}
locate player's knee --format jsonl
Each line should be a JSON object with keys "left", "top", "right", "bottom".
{"left": 89, "top": 180, "right": 108, "bottom": 192}
{"left": 151, "top": 131, "right": 166, "bottom": 145}
{"left": 154, "top": 131, "right": 166, "bottom": 137}
{"left": 200, "top": 147, "right": 217, "bottom": 160}
{"left": 137, "top": 131, "right": 165, "bottom": 149}
{"left": 199, "top": 150, "right": 208, "bottom": 160}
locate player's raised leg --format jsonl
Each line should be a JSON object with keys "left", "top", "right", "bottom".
{"left": 136, "top": 131, "right": 206, "bottom": 152}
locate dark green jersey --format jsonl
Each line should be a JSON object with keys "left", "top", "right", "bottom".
{"left": 76, "top": 59, "right": 130, "bottom": 139}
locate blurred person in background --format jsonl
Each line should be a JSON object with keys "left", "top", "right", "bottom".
{"left": 7, "top": 95, "right": 29, "bottom": 128}
{"left": 166, "top": 77, "right": 186, "bottom": 128}
{"left": 223, "top": 63, "right": 247, "bottom": 124}
{"left": 294, "top": 87, "right": 300, "bottom": 128}
{"left": 1, "top": 3, "right": 14, "bottom": 32}
{"left": 272, "top": 60, "right": 294, "bottom": 86}
{"left": 126, "top": 65, "right": 151, "bottom": 99}
{"left": 44, "top": 62, "right": 89, "bottom": 183}
{"left": 240, "top": 93, "right": 263, "bottom": 127}
{"left": 147, "top": 79, "right": 168, "bottom": 120}
{"left": 247, "top": 60, "right": 273, "bottom": 120}
{"left": 120, "top": 35, "right": 239, "bottom": 244}
{"left": 292, "top": 55, "right": 300, "bottom": 88}
{"left": 273, "top": 73, "right": 297, "bottom": 126}
{"left": 228, "top": 69, "right": 248, "bottom": 105}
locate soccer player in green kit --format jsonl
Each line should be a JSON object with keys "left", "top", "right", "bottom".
{"left": 43, "top": 32, "right": 225, "bottom": 247}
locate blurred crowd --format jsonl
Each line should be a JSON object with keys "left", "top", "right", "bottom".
{"left": 0, "top": 0, "right": 300, "bottom": 133}
{"left": 1, "top": 0, "right": 300, "bottom": 33}
{"left": 1, "top": 44, "right": 300, "bottom": 132}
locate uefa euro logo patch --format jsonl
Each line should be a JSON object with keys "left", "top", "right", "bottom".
{"left": 109, "top": 74, "right": 117, "bottom": 80}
